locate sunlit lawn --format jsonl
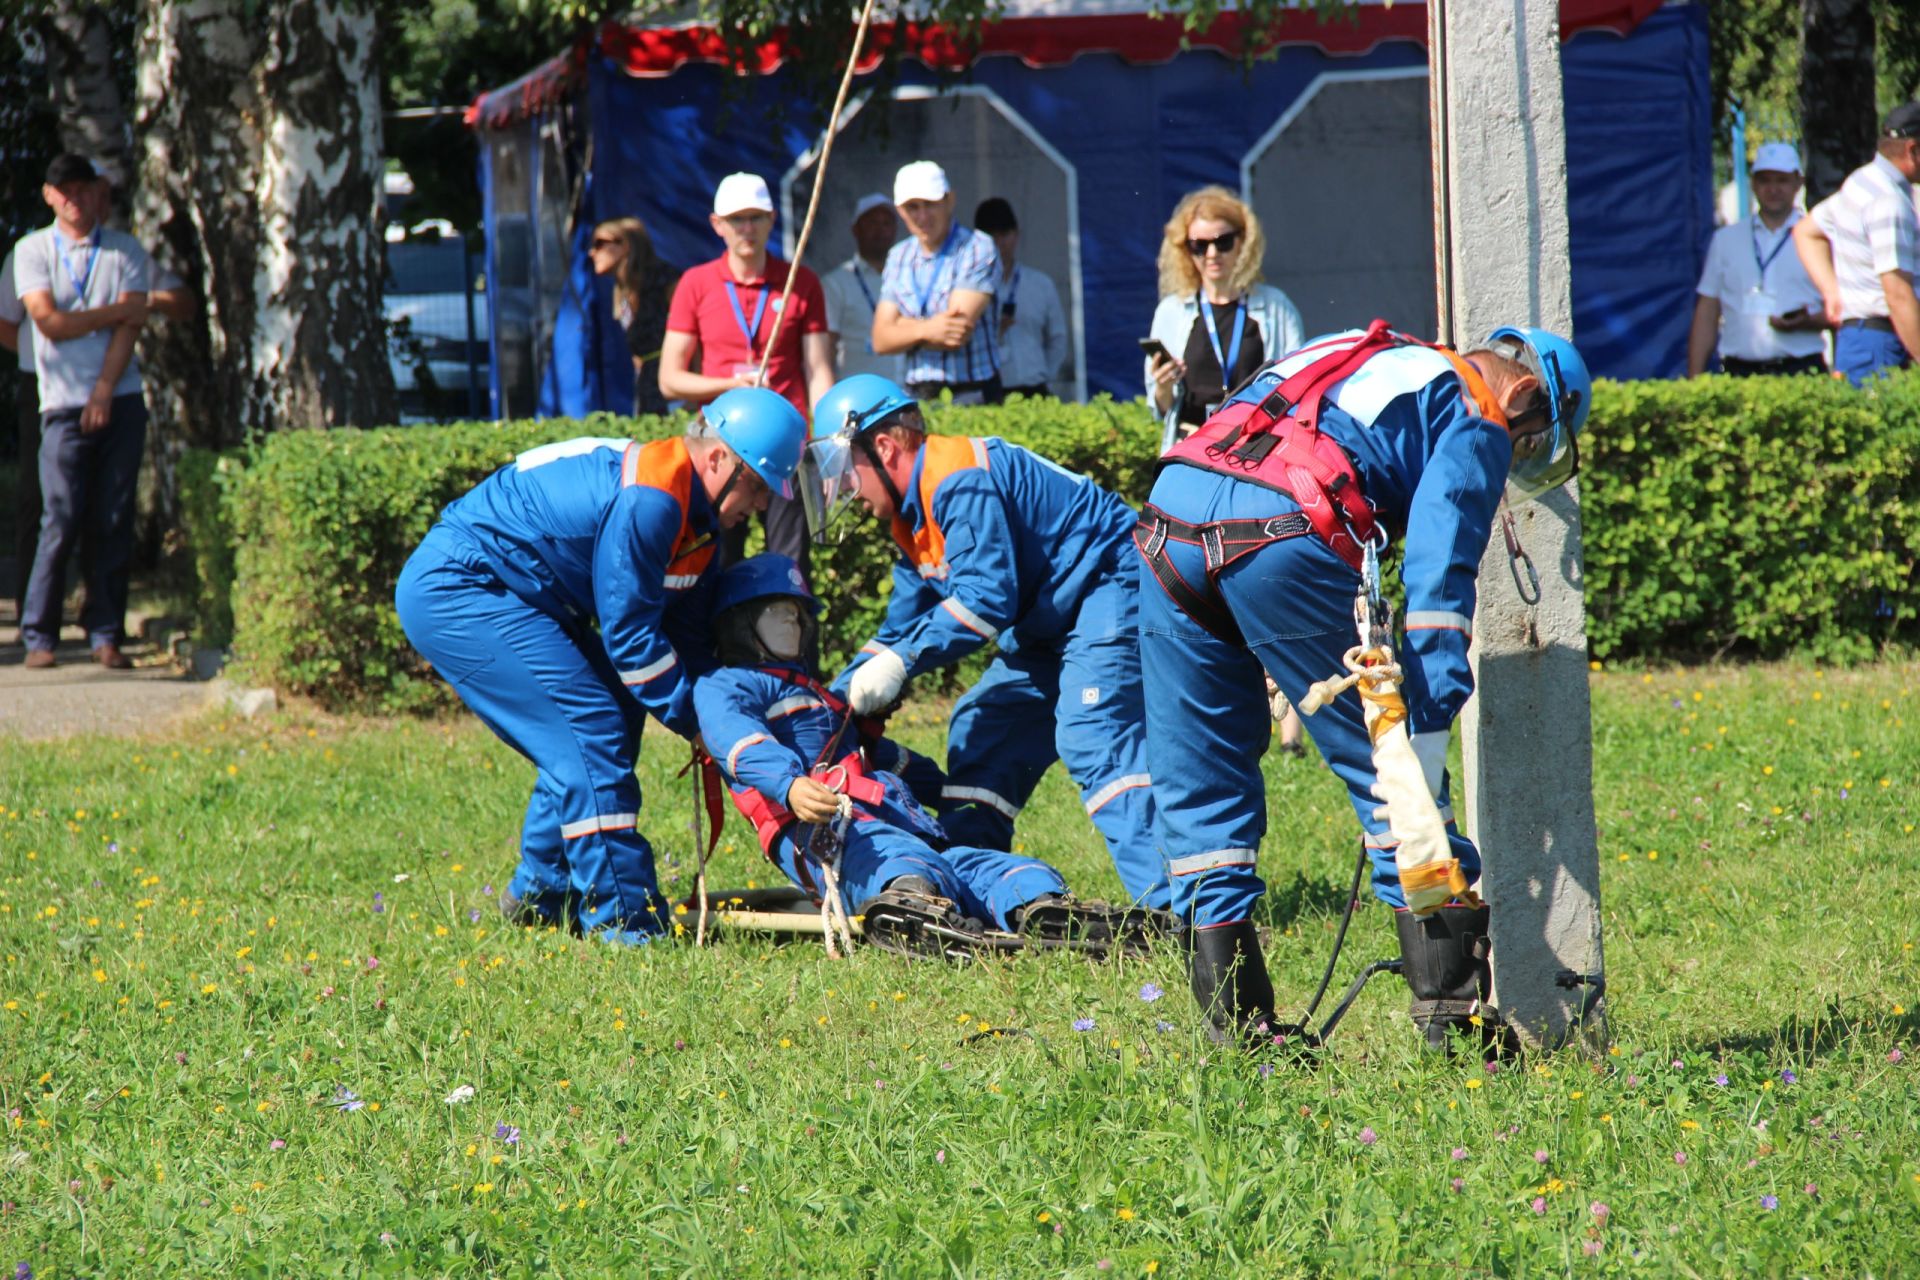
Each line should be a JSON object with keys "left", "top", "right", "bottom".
{"left": 1, "top": 661, "right": 1917, "bottom": 1275}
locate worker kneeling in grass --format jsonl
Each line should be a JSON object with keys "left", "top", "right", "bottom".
{"left": 694, "top": 553, "right": 1149, "bottom": 956}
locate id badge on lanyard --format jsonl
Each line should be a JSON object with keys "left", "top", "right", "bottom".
{"left": 1199, "top": 294, "right": 1247, "bottom": 383}
{"left": 58, "top": 229, "right": 101, "bottom": 311}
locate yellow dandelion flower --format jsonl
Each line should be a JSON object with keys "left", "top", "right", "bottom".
{"left": 473, "top": 1182, "right": 494, "bottom": 1194}
{"left": 1036, "top": 1211, "right": 1051, "bottom": 1223}
{"left": 92, "top": 969, "right": 107, "bottom": 983}
{"left": 1117, "top": 1207, "right": 1136, "bottom": 1221}
{"left": 201, "top": 983, "right": 217, "bottom": 994}
{"left": 1465, "top": 1079, "right": 1482, "bottom": 1090}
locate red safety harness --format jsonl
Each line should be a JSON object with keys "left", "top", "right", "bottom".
{"left": 1134, "top": 320, "right": 1416, "bottom": 646}
{"left": 726, "top": 669, "right": 889, "bottom": 862}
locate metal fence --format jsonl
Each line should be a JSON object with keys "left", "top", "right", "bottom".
{"left": 385, "top": 234, "right": 490, "bottom": 423}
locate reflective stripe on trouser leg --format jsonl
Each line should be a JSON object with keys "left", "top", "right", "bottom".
{"left": 1214, "top": 535, "right": 1483, "bottom": 911}
{"left": 1139, "top": 561, "right": 1271, "bottom": 929}
{"left": 940, "top": 653, "right": 1058, "bottom": 851}
{"left": 940, "top": 842, "right": 1068, "bottom": 931}
{"left": 774, "top": 821, "right": 965, "bottom": 909}
{"left": 1056, "top": 566, "right": 1170, "bottom": 909}
{"left": 394, "top": 533, "right": 667, "bottom": 937}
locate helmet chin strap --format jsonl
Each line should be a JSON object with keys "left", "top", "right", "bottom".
{"left": 711, "top": 453, "right": 749, "bottom": 515}
{"left": 855, "top": 431, "right": 907, "bottom": 517}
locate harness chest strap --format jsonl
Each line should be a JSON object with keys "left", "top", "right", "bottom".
{"left": 729, "top": 748, "right": 889, "bottom": 857}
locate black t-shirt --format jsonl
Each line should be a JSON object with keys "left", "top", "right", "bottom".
{"left": 1179, "top": 298, "right": 1265, "bottom": 426}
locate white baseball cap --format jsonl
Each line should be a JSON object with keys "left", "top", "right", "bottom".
{"left": 713, "top": 172, "right": 774, "bottom": 217}
{"left": 893, "top": 161, "right": 950, "bottom": 205}
{"left": 1751, "top": 142, "right": 1801, "bottom": 176}
{"left": 851, "top": 192, "right": 892, "bottom": 223}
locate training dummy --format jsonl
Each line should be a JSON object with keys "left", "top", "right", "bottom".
{"left": 394, "top": 389, "right": 807, "bottom": 943}
{"left": 1133, "top": 320, "right": 1590, "bottom": 1051}
{"left": 795, "top": 373, "right": 1171, "bottom": 913}
{"left": 693, "top": 553, "right": 1146, "bottom": 955}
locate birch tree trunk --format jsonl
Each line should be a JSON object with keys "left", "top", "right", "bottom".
{"left": 134, "top": 0, "right": 393, "bottom": 450}
{"left": 44, "top": 2, "right": 135, "bottom": 211}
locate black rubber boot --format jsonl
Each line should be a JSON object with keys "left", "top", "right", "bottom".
{"left": 1394, "top": 903, "right": 1505, "bottom": 1055}
{"left": 1187, "top": 919, "right": 1284, "bottom": 1049}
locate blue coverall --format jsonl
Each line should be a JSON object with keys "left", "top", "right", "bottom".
{"left": 835, "top": 436, "right": 1170, "bottom": 910}
{"left": 694, "top": 664, "right": 1067, "bottom": 928}
{"left": 395, "top": 436, "right": 720, "bottom": 942}
{"left": 1139, "top": 336, "right": 1513, "bottom": 928}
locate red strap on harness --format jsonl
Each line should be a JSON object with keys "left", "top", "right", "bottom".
{"left": 677, "top": 748, "right": 728, "bottom": 861}
{"left": 728, "top": 749, "right": 886, "bottom": 860}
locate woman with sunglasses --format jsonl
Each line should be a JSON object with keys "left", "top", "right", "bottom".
{"left": 588, "top": 217, "right": 673, "bottom": 416}
{"left": 1144, "top": 187, "right": 1304, "bottom": 442}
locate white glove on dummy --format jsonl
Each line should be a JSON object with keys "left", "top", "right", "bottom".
{"left": 1409, "top": 730, "right": 1449, "bottom": 802}
{"left": 847, "top": 648, "right": 908, "bottom": 715}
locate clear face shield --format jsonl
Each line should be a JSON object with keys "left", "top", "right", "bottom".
{"left": 1492, "top": 337, "right": 1582, "bottom": 504}
{"left": 797, "top": 429, "right": 862, "bottom": 545}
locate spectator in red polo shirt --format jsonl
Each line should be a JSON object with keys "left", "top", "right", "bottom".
{"left": 660, "top": 172, "right": 835, "bottom": 568}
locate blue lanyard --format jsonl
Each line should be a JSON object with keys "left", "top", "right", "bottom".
{"left": 724, "top": 281, "right": 770, "bottom": 353}
{"left": 912, "top": 226, "right": 962, "bottom": 317}
{"left": 57, "top": 228, "right": 101, "bottom": 307}
{"left": 851, "top": 264, "right": 877, "bottom": 311}
{"left": 1751, "top": 221, "right": 1792, "bottom": 283}
{"left": 1199, "top": 294, "right": 1247, "bottom": 381}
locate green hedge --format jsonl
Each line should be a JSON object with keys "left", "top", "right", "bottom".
{"left": 180, "top": 373, "right": 1920, "bottom": 711}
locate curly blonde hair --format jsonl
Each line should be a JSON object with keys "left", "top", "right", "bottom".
{"left": 1156, "top": 186, "right": 1266, "bottom": 300}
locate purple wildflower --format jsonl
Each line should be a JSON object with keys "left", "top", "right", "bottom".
{"left": 1155, "top": 1020, "right": 1174, "bottom": 1033}
{"left": 1780, "top": 1068, "right": 1797, "bottom": 1085}
{"left": 1626, "top": 1074, "right": 1641, "bottom": 1086}
{"left": 1583, "top": 1240, "right": 1602, "bottom": 1257}
{"left": 1257, "top": 1063, "right": 1274, "bottom": 1078}
{"left": 1530, "top": 1197, "right": 1546, "bottom": 1215}
{"left": 1450, "top": 1177, "right": 1464, "bottom": 1192}
{"left": 1890, "top": 1049, "right": 1904, "bottom": 1064}
{"left": 673, "top": 1039, "right": 686, "bottom": 1050}
{"left": 1839, "top": 788, "right": 1849, "bottom": 799}
{"left": 1533, "top": 1149, "right": 1550, "bottom": 1165}
{"left": 269, "top": 1138, "right": 286, "bottom": 1151}
{"left": 1673, "top": 1151, "right": 1688, "bottom": 1166}
{"left": 365, "top": 956, "right": 379, "bottom": 970}
{"left": 1671, "top": 1059, "right": 1684, "bottom": 1069}
{"left": 483, "top": 884, "right": 494, "bottom": 896}
{"left": 372, "top": 893, "right": 385, "bottom": 914}
{"left": 934, "top": 1149, "right": 945, "bottom": 1164}
{"left": 18, "top": 1263, "right": 33, "bottom": 1280}
{"left": 468, "top": 908, "right": 482, "bottom": 923}
{"left": 1590, "top": 1201, "right": 1610, "bottom": 1225}
{"left": 1451, "top": 1147, "right": 1468, "bottom": 1161}
{"left": 1713, "top": 1074, "right": 1729, "bottom": 1087}
{"left": 107, "top": 842, "right": 118, "bottom": 854}
{"left": 1805, "top": 1182, "right": 1818, "bottom": 1197}
{"left": 1095, "top": 1261, "right": 1112, "bottom": 1273}
{"left": 1138, "top": 982, "right": 1164, "bottom": 1003}
{"left": 379, "top": 1232, "right": 394, "bottom": 1246}
{"left": 1072, "top": 1017, "right": 1096, "bottom": 1033}
{"left": 331, "top": 1087, "right": 365, "bottom": 1113}
{"left": 495, "top": 1123, "right": 520, "bottom": 1145}
{"left": 1358, "top": 1127, "right": 1378, "bottom": 1146}
{"left": 1760, "top": 1194, "right": 1778, "bottom": 1211}
{"left": 1483, "top": 1060, "right": 1500, "bottom": 1075}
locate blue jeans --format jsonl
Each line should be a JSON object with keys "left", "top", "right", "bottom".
{"left": 21, "top": 393, "right": 146, "bottom": 651}
{"left": 1138, "top": 467, "right": 1480, "bottom": 927}
{"left": 395, "top": 525, "right": 670, "bottom": 942}
{"left": 1835, "top": 324, "right": 1911, "bottom": 387}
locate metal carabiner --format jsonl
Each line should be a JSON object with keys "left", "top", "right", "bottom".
{"left": 1498, "top": 506, "right": 1542, "bottom": 605}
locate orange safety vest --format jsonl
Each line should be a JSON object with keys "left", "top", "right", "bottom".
{"left": 622, "top": 436, "right": 717, "bottom": 590}
{"left": 888, "top": 435, "right": 991, "bottom": 581}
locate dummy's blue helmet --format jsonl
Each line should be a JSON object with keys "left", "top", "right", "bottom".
{"left": 700, "top": 386, "right": 807, "bottom": 499}
{"left": 810, "top": 373, "right": 919, "bottom": 441}
{"left": 713, "top": 553, "right": 817, "bottom": 617}
{"left": 1486, "top": 325, "right": 1591, "bottom": 503}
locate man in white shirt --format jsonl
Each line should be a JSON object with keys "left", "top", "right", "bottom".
{"left": 821, "top": 193, "right": 901, "bottom": 381}
{"left": 973, "top": 197, "right": 1069, "bottom": 400}
{"left": 1794, "top": 102, "right": 1920, "bottom": 386}
{"left": 1688, "top": 143, "right": 1828, "bottom": 377}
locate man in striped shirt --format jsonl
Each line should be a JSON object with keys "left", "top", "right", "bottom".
{"left": 870, "top": 161, "right": 1002, "bottom": 404}
{"left": 1793, "top": 102, "right": 1920, "bottom": 385}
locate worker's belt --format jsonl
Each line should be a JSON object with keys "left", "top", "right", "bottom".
{"left": 1132, "top": 506, "right": 1316, "bottom": 647}
{"left": 1721, "top": 354, "right": 1826, "bottom": 377}
{"left": 1840, "top": 317, "right": 1896, "bottom": 333}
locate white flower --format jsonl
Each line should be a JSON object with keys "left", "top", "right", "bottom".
{"left": 393, "top": 874, "right": 411, "bottom": 883}
{"left": 443, "top": 1085, "right": 476, "bottom": 1105}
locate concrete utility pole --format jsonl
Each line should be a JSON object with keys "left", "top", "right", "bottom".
{"left": 1427, "top": 0, "right": 1606, "bottom": 1050}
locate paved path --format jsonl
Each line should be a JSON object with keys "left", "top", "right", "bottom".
{"left": 0, "top": 615, "right": 213, "bottom": 741}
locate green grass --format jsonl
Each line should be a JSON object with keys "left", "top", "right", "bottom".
{"left": 2, "top": 662, "right": 1917, "bottom": 1276}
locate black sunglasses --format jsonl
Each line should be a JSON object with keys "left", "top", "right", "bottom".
{"left": 590, "top": 237, "right": 618, "bottom": 250}
{"left": 1186, "top": 231, "right": 1240, "bottom": 257}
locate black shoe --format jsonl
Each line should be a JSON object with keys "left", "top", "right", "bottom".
{"left": 1188, "top": 919, "right": 1282, "bottom": 1049}
{"left": 857, "top": 887, "right": 1015, "bottom": 963}
{"left": 1394, "top": 903, "right": 1515, "bottom": 1058}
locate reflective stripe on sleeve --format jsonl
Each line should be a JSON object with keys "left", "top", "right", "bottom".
{"left": 1168, "top": 847, "right": 1257, "bottom": 877}
{"left": 725, "top": 733, "right": 771, "bottom": 776}
{"left": 766, "top": 695, "right": 824, "bottom": 720}
{"left": 1404, "top": 610, "right": 1473, "bottom": 636}
{"left": 1083, "top": 773, "right": 1151, "bottom": 816}
{"left": 939, "top": 595, "right": 998, "bottom": 640}
{"left": 940, "top": 785, "right": 1022, "bottom": 820}
{"left": 559, "top": 812, "right": 639, "bottom": 840}
{"left": 620, "top": 651, "right": 678, "bottom": 685}
{"left": 663, "top": 573, "right": 700, "bottom": 590}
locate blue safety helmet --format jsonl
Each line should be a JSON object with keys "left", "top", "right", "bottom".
{"left": 713, "top": 553, "right": 818, "bottom": 617}
{"left": 700, "top": 386, "right": 807, "bottom": 500}
{"left": 799, "top": 374, "right": 925, "bottom": 543}
{"left": 1485, "top": 325, "right": 1591, "bottom": 504}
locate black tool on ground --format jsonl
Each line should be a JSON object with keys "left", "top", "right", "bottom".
{"left": 1555, "top": 967, "right": 1607, "bottom": 1030}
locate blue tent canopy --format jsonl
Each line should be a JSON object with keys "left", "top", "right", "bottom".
{"left": 473, "top": 2, "right": 1710, "bottom": 419}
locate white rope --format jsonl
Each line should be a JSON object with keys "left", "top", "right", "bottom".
{"left": 755, "top": 0, "right": 881, "bottom": 381}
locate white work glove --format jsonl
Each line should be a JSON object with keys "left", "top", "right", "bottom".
{"left": 1409, "top": 730, "right": 1449, "bottom": 803}
{"left": 847, "top": 648, "right": 907, "bottom": 715}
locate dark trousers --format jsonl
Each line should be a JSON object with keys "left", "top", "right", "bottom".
{"left": 1721, "top": 354, "right": 1827, "bottom": 377}
{"left": 21, "top": 393, "right": 147, "bottom": 651}
{"left": 720, "top": 491, "right": 812, "bottom": 580}
{"left": 12, "top": 375, "right": 38, "bottom": 616}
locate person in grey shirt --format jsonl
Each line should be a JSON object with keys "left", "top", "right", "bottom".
{"left": 973, "top": 197, "right": 1069, "bottom": 399}
{"left": 12, "top": 153, "right": 151, "bottom": 669}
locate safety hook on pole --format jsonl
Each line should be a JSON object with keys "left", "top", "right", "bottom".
{"left": 1498, "top": 506, "right": 1541, "bottom": 605}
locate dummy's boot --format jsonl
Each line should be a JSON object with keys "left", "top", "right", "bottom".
{"left": 858, "top": 880, "right": 1012, "bottom": 963}
{"left": 1008, "top": 895, "right": 1159, "bottom": 959}
{"left": 1394, "top": 903, "right": 1513, "bottom": 1057}
{"left": 1188, "top": 919, "right": 1297, "bottom": 1051}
